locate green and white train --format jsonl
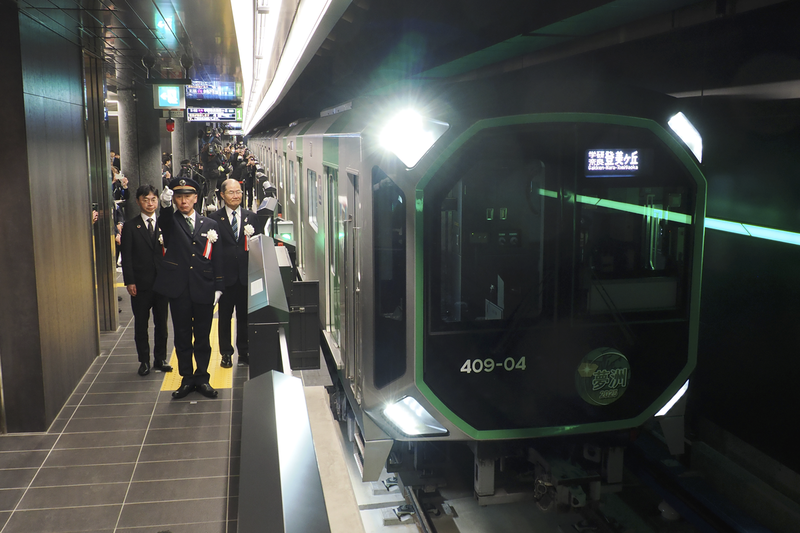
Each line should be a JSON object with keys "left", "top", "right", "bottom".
{"left": 248, "top": 74, "right": 706, "bottom": 508}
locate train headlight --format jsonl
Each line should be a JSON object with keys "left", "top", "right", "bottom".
{"left": 655, "top": 379, "right": 689, "bottom": 417}
{"left": 379, "top": 109, "right": 449, "bottom": 168}
{"left": 668, "top": 112, "right": 703, "bottom": 163}
{"left": 383, "top": 396, "right": 448, "bottom": 437}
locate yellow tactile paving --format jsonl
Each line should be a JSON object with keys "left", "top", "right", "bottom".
{"left": 116, "top": 282, "right": 126, "bottom": 288}
{"left": 161, "top": 311, "right": 235, "bottom": 391}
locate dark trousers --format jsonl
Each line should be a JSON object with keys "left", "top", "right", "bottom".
{"left": 169, "top": 288, "right": 213, "bottom": 386}
{"left": 218, "top": 282, "right": 248, "bottom": 356}
{"left": 245, "top": 176, "right": 254, "bottom": 209}
{"left": 131, "top": 288, "right": 169, "bottom": 364}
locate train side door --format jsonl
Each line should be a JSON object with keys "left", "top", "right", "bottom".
{"left": 325, "top": 167, "right": 343, "bottom": 349}
{"left": 345, "top": 172, "right": 362, "bottom": 401}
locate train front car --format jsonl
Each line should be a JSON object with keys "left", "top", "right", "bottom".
{"left": 369, "top": 81, "right": 706, "bottom": 508}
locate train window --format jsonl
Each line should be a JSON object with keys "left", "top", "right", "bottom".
{"left": 575, "top": 184, "right": 692, "bottom": 316}
{"left": 372, "top": 166, "right": 406, "bottom": 388}
{"left": 289, "top": 159, "right": 296, "bottom": 203}
{"left": 308, "top": 168, "right": 319, "bottom": 231}
{"left": 280, "top": 155, "right": 285, "bottom": 191}
{"left": 429, "top": 151, "right": 552, "bottom": 332}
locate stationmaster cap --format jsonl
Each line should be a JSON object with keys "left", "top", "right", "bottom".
{"left": 168, "top": 177, "right": 200, "bottom": 195}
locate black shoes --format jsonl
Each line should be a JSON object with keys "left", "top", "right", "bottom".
{"left": 172, "top": 382, "right": 218, "bottom": 399}
{"left": 197, "top": 383, "right": 218, "bottom": 398}
{"left": 140, "top": 361, "right": 172, "bottom": 376}
{"left": 220, "top": 354, "right": 233, "bottom": 368}
{"left": 238, "top": 354, "right": 249, "bottom": 366}
{"left": 172, "top": 383, "right": 195, "bottom": 399}
{"left": 153, "top": 360, "right": 173, "bottom": 372}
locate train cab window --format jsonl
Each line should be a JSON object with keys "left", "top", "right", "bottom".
{"left": 428, "top": 132, "right": 555, "bottom": 333}
{"left": 372, "top": 166, "right": 406, "bottom": 388}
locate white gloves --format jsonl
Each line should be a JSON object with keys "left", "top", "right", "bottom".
{"left": 214, "top": 291, "right": 222, "bottom": 306}
{"left": 160, "top": 186, "right": 173, "bottom": 207}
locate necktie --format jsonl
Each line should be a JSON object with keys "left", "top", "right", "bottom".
{"left": 147, "top": 218, "right": 154, "bottom": 237}
{"left": 231, "top": 210, "right": 238, "bottom": 238}
{"left": 186, "top": 215, "right": 194, "bottom": 233}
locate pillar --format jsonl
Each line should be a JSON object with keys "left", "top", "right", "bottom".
{"left": 171, "top": 114, "right": 186, "bottom": 168}
{"left": 118, "top": 82, "right": 163, "bottom": 218}
{"left": 0, "top": 3, "right": 101, "bottom": 432}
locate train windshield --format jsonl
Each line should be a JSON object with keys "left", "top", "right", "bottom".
{"left": 423, "top": 120, "right": 699, "bottom": 431}
{"left": 435, "top": 158, "right": 548, "bottom": 328}
{"left": 428, "top": 122, "right": 696, "bottom": 331}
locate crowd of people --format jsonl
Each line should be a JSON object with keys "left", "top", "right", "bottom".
{"left": 108, "top": 141, "right": 258, "bottom": 400}
{"left": 188, "top": 129, "right": 260, "bottom": 213}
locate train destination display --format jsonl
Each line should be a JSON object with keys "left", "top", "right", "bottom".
{"left": 586, "top": 149, "right": 651, "bottom": 177}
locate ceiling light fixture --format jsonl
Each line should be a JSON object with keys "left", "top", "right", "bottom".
{"left": 246, "top": 0, "right": 332, "bottom": 132}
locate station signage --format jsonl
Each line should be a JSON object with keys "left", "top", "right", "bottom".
{"left": 186, "top": 81, "right": 238, "bottom": 101}
{"left": 153, "top": 85, "right": 185, "bottom": 110}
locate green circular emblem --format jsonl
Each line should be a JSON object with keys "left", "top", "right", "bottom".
{"left": 575, "top": 347, "right": 631, "bottom": 406}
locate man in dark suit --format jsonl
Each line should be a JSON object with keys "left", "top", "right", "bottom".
{"left": 154, "top": 177, "right": 225, "bottom": 399}
{"left": 209, "top": 178, "right": 256, "bottom": 368}
{"left": 121, "top": 185, "right": 173, "bottom": 376}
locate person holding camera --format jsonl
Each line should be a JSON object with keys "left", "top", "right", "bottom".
{"left": 201, "top": 143, "right": 228, "bottom": 211}
{"left": 162, "top": 155, "right": 172, "bottom": 187}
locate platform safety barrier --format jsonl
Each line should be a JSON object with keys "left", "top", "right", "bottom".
{"left": 238, "top": 370, "right": 331, "bottom": 533}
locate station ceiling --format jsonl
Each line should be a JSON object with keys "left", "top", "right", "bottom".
{"left": 15, "top": 0, "right": 796, "bottom": 132}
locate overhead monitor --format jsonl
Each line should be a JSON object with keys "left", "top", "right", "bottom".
{"left": 224, "top": 122, "right": 243, "bottom": 135}
{"left": 186, "top": 107, "right": 243, "bottom": 122}
{"left": 186, "top": 81, "right": 238, "bottom": 101}
{"left": 153, "top": 85, "right": 185, "bottom": 109}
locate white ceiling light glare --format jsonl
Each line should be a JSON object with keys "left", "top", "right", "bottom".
{"left": 655, "top": 379, "right": 689, "bottom": 417}
{"left": 383, "top": 396, "right": 448, "bottom": 437}
{"left": 230, "top": 0, "right": 255, "bottom": 117}
{"left": 379, "top": 108, "right": 449, "bottom": 168}
{"left": 668, "top": 112, "right": 703, "bottom": 163}
{"left": 231, "top": 0, "right": 283, "bottom": 131}
{"left": 246, "top": 0, "right": 346, "bottom": 133}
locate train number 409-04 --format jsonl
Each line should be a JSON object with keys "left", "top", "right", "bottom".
{"left": 460, "top": 357, "right": 526, "bottom": 374}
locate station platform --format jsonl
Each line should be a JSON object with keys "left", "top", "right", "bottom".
{"left": 0, "top": 277, "right": 362, "bottom": 533}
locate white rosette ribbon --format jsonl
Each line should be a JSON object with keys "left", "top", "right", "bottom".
{"left": 203, "top": 229, "right": 218, "bottom": 259}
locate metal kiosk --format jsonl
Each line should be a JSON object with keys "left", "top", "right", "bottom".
{"left": 247, "top": 234, "right": 290, "bottom": 378}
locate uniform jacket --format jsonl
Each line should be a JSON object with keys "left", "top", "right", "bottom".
{"left": 153, "top": 205, "right": 225, "bottom": 303}
{"left": 120, "top": 214, "right": 163, "bottom": 291}
{"left": 208, "top": 207, "right": 256, "bottom": 287}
